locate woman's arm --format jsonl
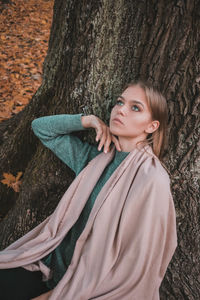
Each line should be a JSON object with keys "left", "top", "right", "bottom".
{"left": 32, "top": 114, "right": 121, "bottom": 175}
{"left": 31, "top": 114, "right": 99, "bottom": 175}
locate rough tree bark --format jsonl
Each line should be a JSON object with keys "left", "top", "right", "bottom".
{"left": 0, "top": 0, "right": 199, "bottom": 299}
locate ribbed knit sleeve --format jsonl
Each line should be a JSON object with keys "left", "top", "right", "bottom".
{"left": 31, "top": 114, "right": 99, "bottom": 175}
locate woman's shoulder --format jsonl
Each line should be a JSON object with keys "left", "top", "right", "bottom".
{"left": 135, "top": 151, "right": 174, "bottom": 210}
{"left": 140, "top": 150, "right": 171, "bottom": 188}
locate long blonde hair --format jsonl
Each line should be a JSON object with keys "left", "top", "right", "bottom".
{"left": 125, "top": 80, "right": 168, "bottom": 159}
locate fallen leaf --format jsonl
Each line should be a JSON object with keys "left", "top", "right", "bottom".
{"left": 16, "top": 171, "right": 23, "bottom": 181}
{"left": 1, "top": 173, "right": 16, "bottom": 184}
{"left": 1, "top": 171, "right": 23, "bottom": 192}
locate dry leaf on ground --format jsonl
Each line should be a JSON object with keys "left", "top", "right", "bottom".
{"left": 0, "top": 0, "right": 53, "bottom": 122}
{"left": 1, "top": 171, "right": 23, "bottom": 192}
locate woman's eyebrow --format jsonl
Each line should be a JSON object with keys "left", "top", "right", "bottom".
{"left": 130, "top": 100, "right": 144, "bottom": 108}
{"left": 119, "top": 96, "right": 144, "bottom": 108}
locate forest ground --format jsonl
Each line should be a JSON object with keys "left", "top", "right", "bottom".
{"left": 0, "top": 0, "right": 53, "bottom": 122}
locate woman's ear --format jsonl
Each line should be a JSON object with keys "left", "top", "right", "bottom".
{"left": 145, "top": 120, "right": 160, "bottom": 134}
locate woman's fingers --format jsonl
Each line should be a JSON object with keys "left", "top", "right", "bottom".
{"left": 111, "top": 135, "right": 121, "bottom": 152}
{"left": 98, "top": 127, "right": 121, "bottom": 153}
{"left": 95, "top": 125, "right": 103, "bottom": 142}
{"left": 82, "top": 115, "right": 121, "bottom": 153}
{"left": 94, "top": 118, "right": 107, "bottom": 142}
{"left": 103, "top": 127, "right": 112, "bottom": 153}
{"left": 97, "top": 125, "right": 107, "bottom": 151}
{"left": 96, "top": 124, "right": 112, "bottom": 153}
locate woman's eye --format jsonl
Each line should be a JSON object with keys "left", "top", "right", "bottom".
{"left": 116, "top": 100, "right": 123, "bottom": 106}
{"left": 132, "top": 105, "right": 140, "bottom": 112}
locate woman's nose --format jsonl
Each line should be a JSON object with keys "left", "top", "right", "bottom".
{"left": 118, "top": 104, "right": 127, "bottom": 115}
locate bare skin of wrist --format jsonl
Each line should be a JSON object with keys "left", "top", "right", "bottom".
{"left": 31, "top": 290, "right": 52, "bottom": 300}
{"left": 81, "top": 115, "right": 121, "bottom": 153}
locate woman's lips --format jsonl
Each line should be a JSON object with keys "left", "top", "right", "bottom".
{"left": 112, "top": 117, "right": 123, "bottom": 125}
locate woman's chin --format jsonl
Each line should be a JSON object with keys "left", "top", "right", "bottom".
{"left": 109, "top": 127, "right": 119, "bottom": 136}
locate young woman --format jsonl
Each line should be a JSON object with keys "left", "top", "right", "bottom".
{"left": 0, "top": 81, "right": 177, "bottom": 300}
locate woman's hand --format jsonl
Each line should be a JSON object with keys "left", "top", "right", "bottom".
{"left": 81, "top": 115, "right": 121, "bottom": 153}
{"left": 31, "top": 290, "right": 52, "bottom": 300}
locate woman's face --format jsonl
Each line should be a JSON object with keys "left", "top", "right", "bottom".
{"left": 109, "top": 85, "right": 158, "bottom": 149}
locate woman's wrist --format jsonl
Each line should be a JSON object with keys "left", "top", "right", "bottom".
{"left": 81, "top": 115, "right": 93, "bottom": 129}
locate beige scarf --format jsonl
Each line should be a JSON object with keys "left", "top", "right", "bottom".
{"left": 0, "top": 146, "right": 177, "bottom": 300}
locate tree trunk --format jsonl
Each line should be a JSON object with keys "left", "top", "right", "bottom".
{"left": 0, "top": 0, "right": 199, "bottom": 298}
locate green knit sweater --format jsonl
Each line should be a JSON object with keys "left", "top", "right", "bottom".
{"left": 31, "top": 114, "right": 129, "bottom": 288}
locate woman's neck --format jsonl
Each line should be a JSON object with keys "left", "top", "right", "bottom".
{"left": 118, "top": 136, "right": 147, "bottom": 152}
